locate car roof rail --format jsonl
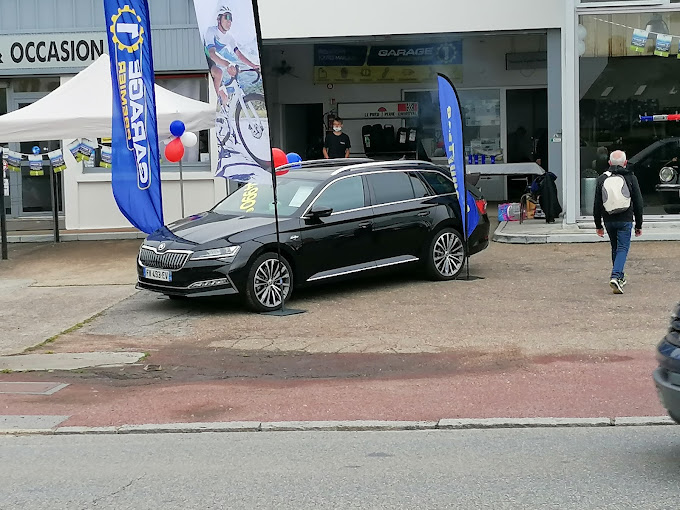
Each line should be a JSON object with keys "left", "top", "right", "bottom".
{"left": 330, "top": 159, "right": 443, "bottom": 176}
{"left": 274, "top": 158, "right": 372, "bottom": 172}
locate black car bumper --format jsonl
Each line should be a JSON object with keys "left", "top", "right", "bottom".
{"left": 654, "top": 336, "right": 680, "bottom": 423}
{"left": 656, "top": 184, "right": 680, "bottom": 205}
{"left": 468, "top": 215, "right": 490, "bottom": 256}
{"left": 136, "top": 258, "right": 244, "bottom": 298}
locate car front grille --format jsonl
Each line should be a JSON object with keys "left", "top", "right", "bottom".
{"left": 139, "top": 246, "right": 191, "bottom": 270}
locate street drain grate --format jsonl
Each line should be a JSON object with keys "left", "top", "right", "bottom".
{"left": 0, "top": 382, "right": 69, "bottom": 395}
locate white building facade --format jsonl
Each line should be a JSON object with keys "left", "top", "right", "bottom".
{"left": 1, "top": 0, "right": 679, "bottom": 231}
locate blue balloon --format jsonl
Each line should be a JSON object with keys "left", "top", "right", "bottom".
{"left": 32, "top": 146, "right": 41, "bottom": 155}
{"left": 286, "top": 152, "right": 302, "bottom": 168}
{"left": 170, "top": 120, "right": 185, "bottom": 137}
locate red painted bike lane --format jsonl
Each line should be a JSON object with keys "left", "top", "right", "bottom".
{"left": 0, "top": 349, "right": 665, "bottom": 426}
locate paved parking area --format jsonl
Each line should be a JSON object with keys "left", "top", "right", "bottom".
{"left": 1, "top": 237, "right": 677, "bottom": 425}
{"left": 18, "top": 238, "right": 678, "bottom": 358}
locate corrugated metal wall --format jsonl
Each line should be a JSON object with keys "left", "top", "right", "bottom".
{"left": 0, "top": 0, "right": 206, "bottom": 71}
{"left": 0, "top": 0, "right": 199, "bottom": 31}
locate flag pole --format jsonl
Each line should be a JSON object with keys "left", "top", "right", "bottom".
{"left": 0, "top": 160, "right": 7, "bottom": 260}
{"left": 251, "top": 0, "right": 303, "bottom": 316}
{"left": 178, "top": 158, "right": 185, "bottom": 218}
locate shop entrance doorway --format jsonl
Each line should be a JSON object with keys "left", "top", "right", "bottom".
{"left": 283, "top": 103, "right": 325, "bottom": 161}
{"left": 6, "top": 94, "right": 64, "bottom": 228}
{"left": 506, "top": 88, "right": 548, "bottom": 200}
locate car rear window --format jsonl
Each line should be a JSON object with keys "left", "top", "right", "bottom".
{"left": 420, "top": 171, "right": 456, "bottom": 195}
{"left": 409, "top": 172, "right": 431, "bottom": 198}
{"left": 368, "top": 172, "right": 416, "bottom": 205}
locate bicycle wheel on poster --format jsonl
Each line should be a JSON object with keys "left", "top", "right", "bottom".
{"left": 235, "top": 94, "right": 270, "bottom": 168}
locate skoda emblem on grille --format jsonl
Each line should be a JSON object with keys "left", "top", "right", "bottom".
{"left": 158, "top": 243, "right": 166, "bottom": 251}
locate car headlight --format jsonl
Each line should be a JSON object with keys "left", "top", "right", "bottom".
{"left": 190, "top": 246, "right": 240, "bottom": 261}
{"left": 660, "top": 167, "right": 676, "bottom": 183}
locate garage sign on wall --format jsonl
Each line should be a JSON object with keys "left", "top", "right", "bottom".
{"left": 314, "top": 42, "right": 463, "bottom": 84}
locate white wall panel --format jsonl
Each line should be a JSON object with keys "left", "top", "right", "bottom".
{"left": 258, "top": 0, "right": 564, "bottom": 40}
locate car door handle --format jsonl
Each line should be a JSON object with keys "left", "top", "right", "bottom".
{"left": 417, "top": 211, "right": 430, "bottom": 217}
{"left": 358, "top": 221, "right": 372, "bottom": 229}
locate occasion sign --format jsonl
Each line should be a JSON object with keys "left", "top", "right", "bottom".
{"left": 0, "top": 33, "right": 106, "bottom": 72}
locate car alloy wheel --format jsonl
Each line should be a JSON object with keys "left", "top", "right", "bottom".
{"left": 246, "top": 253, "right": 293, "bottom": 312}
{"left": 429, "top": 228, "right": 465, "bottom": 280}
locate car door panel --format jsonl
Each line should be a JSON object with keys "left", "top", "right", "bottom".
{"left": 296, "top": 176, "right": 376, "bottom": 282}
{"left": 367, "top": 171, "right": 436, "bottom": 261}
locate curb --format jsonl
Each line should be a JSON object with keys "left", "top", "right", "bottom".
{"left": 0, "top": 417, "right": 675, "bottom": 436}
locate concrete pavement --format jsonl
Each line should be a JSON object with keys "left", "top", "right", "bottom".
{"left": 2, "top": 427, "right": 679, "bottom": 509}
{"left": 0, "top": 237, "right": 677, "bottom": 427}
{"left": 0, "top": 241, "right": 140, "bottom": 355}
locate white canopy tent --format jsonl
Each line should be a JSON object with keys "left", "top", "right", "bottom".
{"left": 0, "top": 55, "right": 215, "bottom": 143}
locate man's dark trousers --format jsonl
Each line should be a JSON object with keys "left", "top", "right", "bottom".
{"left": 604, "top": 221, "right": 632, "bottom": 280}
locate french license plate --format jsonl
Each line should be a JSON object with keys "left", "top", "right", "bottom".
{"left": 144, "top": 267, "right": 172, "bottom": 282}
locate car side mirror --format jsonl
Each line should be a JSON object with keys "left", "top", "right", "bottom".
{"left": 304, "top": 206, "right": 333, "bottom": 219}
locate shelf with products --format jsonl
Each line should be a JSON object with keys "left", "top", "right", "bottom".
{"left": 403, "top": 88, "right": 502, "bottom": 162}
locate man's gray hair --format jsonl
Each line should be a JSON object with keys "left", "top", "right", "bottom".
{"left": 609, "top": 150, "right": 627, "bottom": 167}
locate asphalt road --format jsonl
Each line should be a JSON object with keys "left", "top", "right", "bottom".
{"left": 2, "top": 427, "right": 679, "bottom": 509}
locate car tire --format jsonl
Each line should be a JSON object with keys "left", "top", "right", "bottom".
{"left": 426, "top": 228, "right": 466, "bottom": 281}
{"left": 166, "top": 294, "right": 187, "bottom": 301}
{"left": 663, "top": 204, "right": 680, "bottom": 214}
{"left": 668, "top": 411, "right": 680, "bottom": 425}
{"left": 244, "top": 252, "right": 293, "bottom": 313}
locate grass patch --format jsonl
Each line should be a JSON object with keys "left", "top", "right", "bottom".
{"left": 1, "top": 369, "right": 12, "bottom": 374}
{"left": 140, "top": 352, "right": 151, "bottom": 361}
{"left": 23, "top": 310, "right": 106, "bottom": 353}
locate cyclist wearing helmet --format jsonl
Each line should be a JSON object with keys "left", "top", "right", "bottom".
{"left": 204, "top": 5, "right": 260, "bottom": 105}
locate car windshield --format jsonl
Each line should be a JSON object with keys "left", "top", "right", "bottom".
{"left": 212, "top": 177, "right": 321, "bottom": 217}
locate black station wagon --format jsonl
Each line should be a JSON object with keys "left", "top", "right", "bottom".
{"left": 136, "top": 159, "right": 490, "bottom": 312}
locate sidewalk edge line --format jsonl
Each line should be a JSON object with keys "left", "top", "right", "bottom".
{"left": 0, "top": 417, "right": 675, "bottom": 436}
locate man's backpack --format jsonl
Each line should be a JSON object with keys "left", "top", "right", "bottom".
{"left": 602, "top": 171, "right": 631, "bottom": 214}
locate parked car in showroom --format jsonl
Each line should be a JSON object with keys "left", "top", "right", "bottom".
{"left": 136, "top": 159, "right": 490, "bottom": 312}
{"left": 654, "top": 303, "right": 680, "bottom": 424}
{"left": 657, "top": 163, "right": 680, "bottom": 214}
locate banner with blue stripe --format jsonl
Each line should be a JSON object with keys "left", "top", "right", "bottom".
{"left": 437, "top": 73, "right": 479, "bottom": 240}
{"left": 104, "top": 0, "right": 164, "bottom": 234}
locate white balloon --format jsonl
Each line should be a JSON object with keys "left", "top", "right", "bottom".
{"left": 578, "top": 41, "right": 586, "bottom": 57}
{"left": 180, "top": 132, "right": 198, "bottom": 147}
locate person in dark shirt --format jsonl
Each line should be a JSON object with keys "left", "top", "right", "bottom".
{"left": 323, "top": 118, "right": 351, "bottom": 159}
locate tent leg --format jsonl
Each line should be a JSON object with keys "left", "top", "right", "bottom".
{"left": 49, "top": 161, "right": 59, "bottom": 243}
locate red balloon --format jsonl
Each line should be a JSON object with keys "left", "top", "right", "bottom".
{"left": 164, "top": 138, "right": 185, "bottom": 163}
{"left": 272, "top": 148, "right": 288, "bottom": 169}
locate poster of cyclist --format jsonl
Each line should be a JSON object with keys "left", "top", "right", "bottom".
{"left": 192, "top": 0, "right": 272, "bottom": 183}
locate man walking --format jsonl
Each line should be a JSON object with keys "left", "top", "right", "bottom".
{"left": 593, "top": 150, "right": 644, "bottom": 294}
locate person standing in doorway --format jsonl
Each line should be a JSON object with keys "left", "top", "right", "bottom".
{"left": 593, "top": 150, "right": 644, "bottom": 294}
{"left": 323, "top": 119, "right": 351, "bottom": 159}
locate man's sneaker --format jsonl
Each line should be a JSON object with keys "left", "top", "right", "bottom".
{"left": 619, "top": 275, "right": 627, "bottom": 287}
{"left": 610, "top": 278, "right": 624, "bottom": 294}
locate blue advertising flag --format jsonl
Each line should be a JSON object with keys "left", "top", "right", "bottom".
{"left": 437, "top": 73, "right": 479, "bottom": 240}
{"left": 104, "top": 0, "right": 163, "bottom": 234}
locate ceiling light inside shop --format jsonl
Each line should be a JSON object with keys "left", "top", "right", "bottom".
{"left": 601, "top": 87, "right": 614, "bottom": 97}
{"left": 634, "top": 85, "right": 647, "bottom": 96}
